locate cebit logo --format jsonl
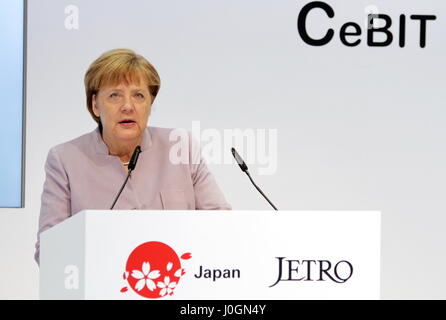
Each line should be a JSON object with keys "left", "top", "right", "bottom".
{"left": 297, "top": 1, "right": 437, "bottom": 48}
{"left": 120, "top": 241, "right": 192, "bottom": 299}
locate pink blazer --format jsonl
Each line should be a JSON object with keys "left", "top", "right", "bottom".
{"left": 35, "top": 127, "right": 231, "bottom": 263}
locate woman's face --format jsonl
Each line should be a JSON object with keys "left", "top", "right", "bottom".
{"left": 92, "top": 80, "right": 152, "bottom": 144}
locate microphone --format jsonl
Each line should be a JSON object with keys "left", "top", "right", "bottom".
{"left": 127, "top": 145, "right": 141, "bottom": 171}
{"left": 231, "top": 147, "right": 278, "bottom": 211}
{"left": 110, "top": 146, "right": 142, "bottom": 210}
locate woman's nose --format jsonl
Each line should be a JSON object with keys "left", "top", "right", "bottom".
{"left": 120, "top": 95, "right": 134, "bottom": 112}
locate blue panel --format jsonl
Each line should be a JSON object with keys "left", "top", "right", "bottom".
{"left": 0, "top": 1, "right": 25, "bottom": 208}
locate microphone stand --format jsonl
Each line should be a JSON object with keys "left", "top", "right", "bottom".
{"left": 110, "top": 170, "right": 133, "bottom": 210}
{"left": 244, "top": 170, "right": 278, "bottom": 211}
{"left": 110, "top": 146, "right": 141, "bottom": 210}
{"left": 231, "top": 147, "right": 278, "bottom": 211}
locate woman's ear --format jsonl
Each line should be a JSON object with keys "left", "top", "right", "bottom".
{"left": 92, "top": 94, "right": 100, "bottom": 118}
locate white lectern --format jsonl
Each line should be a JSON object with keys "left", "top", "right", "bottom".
{"left": 40, "top": 210, "right": 380, "bottom": 300}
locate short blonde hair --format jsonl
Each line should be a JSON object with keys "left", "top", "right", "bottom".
{"left": 84, "top": 48, "right": 161, "bottom": 126}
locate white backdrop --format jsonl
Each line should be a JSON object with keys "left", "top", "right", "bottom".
{"left": 0, "top": 0, "right": 445, "bottom": 299}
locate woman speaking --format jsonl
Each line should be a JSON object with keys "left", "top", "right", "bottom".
{"left": 34, "top": 49, "right": 231, "bottom": 263}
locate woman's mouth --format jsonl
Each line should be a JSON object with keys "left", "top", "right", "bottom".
{"left": 118, "top": 119, "right": 136, "bottom": 127}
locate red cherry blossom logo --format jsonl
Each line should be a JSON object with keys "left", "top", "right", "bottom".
{"left": 120, "top": 241, "right": 191, "bottom": 299}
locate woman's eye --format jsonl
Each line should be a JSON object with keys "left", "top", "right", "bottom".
{"left": 110, "top": 93, "right": 120, "bottom": 98}
{"left": 135, "top": 93, "right": 144, "bottom": 99}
